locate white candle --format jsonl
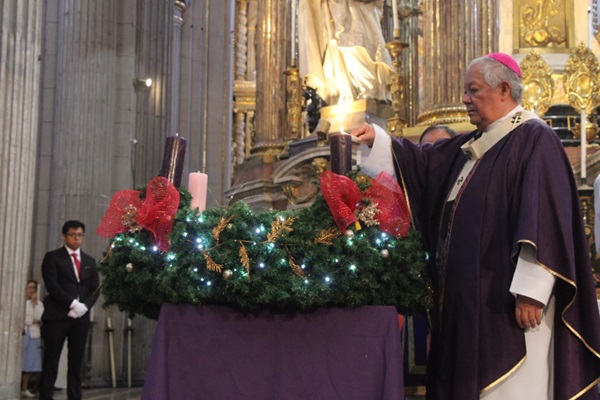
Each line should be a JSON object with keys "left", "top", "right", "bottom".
{"left": 392, "top": 0, "right": 399, "bottom": 37}
{"left": 189, "top": 172, "right": 208, "bottom": 211}
{"left": 291, "top": 0, "right": 297, "bottom": 61}
{"left": 581, "top": 107, "right": 587, "bottom": 181}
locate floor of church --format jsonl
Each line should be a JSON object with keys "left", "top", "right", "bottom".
{"left": 49, "top": 387, "right": 143, "bottom": 399}
{"left": 42, "top": 387, "right": 424, "bottom": 399}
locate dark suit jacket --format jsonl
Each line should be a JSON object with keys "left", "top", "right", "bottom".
{"left": 41, "top": 246, "right": 100, "bottom": 322}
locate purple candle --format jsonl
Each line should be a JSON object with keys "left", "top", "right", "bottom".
{"left": 160, "top": 135, "right": 187, "bottom": 187}
{"left": 329, "top": 133, "right": 353, "bottom": 175}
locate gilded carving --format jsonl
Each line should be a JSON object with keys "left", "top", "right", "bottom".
{"left": 284, "top": 67, "right": 304, "bottom": 140}
{"left": 519, "top": 51, "right": 554, "bottom": 115}
{"left": 514, "top": 0, "right": 573, "bottom": 52}
{"left": 385, "top": 40, "right": 409, "bottom": 137}
{"left": 563, "top": 42, "right": 600, "bottom": 113}
{"left": 282, "top": 157, "right": 328, "bottom": 205}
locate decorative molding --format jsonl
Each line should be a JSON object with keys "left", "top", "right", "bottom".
{"left": 513, "top": 0, "right": 574, "bottom": 53}
{"left": 563, "top": 42, "right": 600, "bottom": 113}
{"left": 520, "top": 50, "right": 554, "bottom": 115}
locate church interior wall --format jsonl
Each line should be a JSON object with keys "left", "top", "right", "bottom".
{"left": 3, "top": 0, "right": 600, "bottom": 397}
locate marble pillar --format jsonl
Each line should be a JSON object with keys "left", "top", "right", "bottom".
{"left": 167, "top": 1, "right": 187, "bottom": 138}
{"left": 131, "top": 0, "right": 173, "bottom": 187}
{"left": 419, "top": 0, "right": 498, "bottom": 125}
{"left": 398, "top": 0, "right": 421, "bottom": 127}
{"left": 251, "top": 0, "right": 288, "bottom": 158}
{"left": 0, "top": 1, "right": 43, "bottom": 398}
{"left": 34, "top": 0, "right": 119, "bottom": 388}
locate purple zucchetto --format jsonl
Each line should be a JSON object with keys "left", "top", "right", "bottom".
{"left": 485, "top": 52, "right": 521, "bottom": 78}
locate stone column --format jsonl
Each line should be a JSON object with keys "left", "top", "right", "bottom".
{"left": 131, "top": 0, "right": 172, "bottom": 187}
{"left": 419, "top": 0, "right": 498, "bottom": 125}
{"left": 167, "top": 1, "right": 188, "bottom": 137}
{"left": 33, "top": 0, "right": 118, "bottom": 387}
{"left": 39, "top": 0, "right": 117, "bottom": 243}
{"left": 398, "top": 0, "right": 421, "bottom": 126}
{"left": 251, "top": 0, "right": 288, "bottom": 157}
{"left": 0, "top": 1, "right": 43, "bottom": 398}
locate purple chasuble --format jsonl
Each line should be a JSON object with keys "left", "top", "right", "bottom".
{"left": 391, "top": 119, "right": 600, "bottom": 399}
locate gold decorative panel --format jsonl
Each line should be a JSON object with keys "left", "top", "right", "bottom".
{"left": 520, "top": 51, "right": 554, "bottom": 115}
{"left": 513, "top": 0, "right": 574, "bottom": 53}
{"left": 563, "top": 42, "right": 600, "bottom": 113}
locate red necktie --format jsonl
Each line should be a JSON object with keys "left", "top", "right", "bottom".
{"left": 71, "top": 253, "right": 81, "bottom": 279}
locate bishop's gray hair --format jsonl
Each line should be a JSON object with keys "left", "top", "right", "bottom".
{"left": 468, "top": 57, "right": 523, "bottom": 103}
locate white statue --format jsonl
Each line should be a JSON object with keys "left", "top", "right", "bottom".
{"left": 298, "top": 0, "right": 393, "bottom": 106}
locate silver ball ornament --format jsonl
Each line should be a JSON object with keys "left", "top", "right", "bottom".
{"left": 125, "top": 263, "right": 134, "bottom": 272}
{"left": 222, "top": 269, "right": 233, "bottom": 280}
{"left": 344, "top": 229, "right": 354, "bottom": 238}
{"left": 380, "top": 249, "right": 390, "bottom": 259}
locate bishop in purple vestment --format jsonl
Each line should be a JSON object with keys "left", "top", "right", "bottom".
{"left": 353, "top": 53, "right": 600, "bottom": 399}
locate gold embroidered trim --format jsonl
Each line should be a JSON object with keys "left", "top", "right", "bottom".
{"left": 480, "top": 355, "right": 527, "bottom": 394}
{"left": 515, "top": 239, "right": 600, "bottom": 360}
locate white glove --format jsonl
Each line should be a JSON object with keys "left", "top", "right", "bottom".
{"left": 71, "top": 300, "right": 88, "bottom": 318}
{"left": 67, "top": 309, "right": 79, "bottom": 319}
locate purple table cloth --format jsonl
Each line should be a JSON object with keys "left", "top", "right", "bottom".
{"left": 142, "top": 304, "right": 404, "bottom": 400}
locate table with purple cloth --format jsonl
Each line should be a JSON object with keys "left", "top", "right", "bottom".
{"left": 142, "top": 303, "right": 404, "bottom": 400}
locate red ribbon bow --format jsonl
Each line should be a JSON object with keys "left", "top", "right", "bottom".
{"left": 319, "top": 170, "right": 410, "bottom": 237}
{"left": 97, "top": 176, "right": 180, "bottom": 251}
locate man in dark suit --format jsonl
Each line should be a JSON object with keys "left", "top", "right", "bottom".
{"left": 39, "top": 220, "right": 99, "bottom": 400}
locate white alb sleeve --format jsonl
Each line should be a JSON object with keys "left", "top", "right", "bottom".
{"left": 509, "top": 243, "right": 555, "bottom": 306}
{"left": 358, "top": 124, "right": 396, "bottom": 179}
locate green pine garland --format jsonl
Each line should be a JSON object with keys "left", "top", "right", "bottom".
{"left": 99, "top": 173, "right": 430, "bottom": 320}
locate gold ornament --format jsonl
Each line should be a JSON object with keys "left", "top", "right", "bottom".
{"left": 314, "top": 228, "right": 341, "bottom": 245}
{"left": 519, "top": 50, "right": 554, "bottom": 115}
{"left": 289, "top": 257, "right": 307, "bottom": 278}
{"left": 125, "top": 263, "right": 134, "bottom": 272}
{"left": 267, "top": 216, "right": 296, "bottom": 243}
{"left": 203, "top": 253, "right": 223, "bottom": 273}
{"left": 239, "top": 243, "right": 251, "bottom": 281}
{"left": 222, "top": 269, "right": 232, "bottom": 279}
{"left": 357, "top": 202, "right": 381, "bottom": 227}
{"left": 563, "top": 42, "right": 600, "bottom": 114}
{"left": 122, "top": 204, "right": 142, "bottom": 233}
{"left": 344, "top": 229, "right": 354, "bottom": 238}
{"left": 380, "top": 249, "right": 390, "bottom": 259}
{"left": 212, "top": 216, "right": 234, "bottom": 243}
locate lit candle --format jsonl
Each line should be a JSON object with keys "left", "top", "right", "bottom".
{"left": 581, "top": 107, "right": 587, "bottom": 181}
{"left": 291, "top": 0, "right": 297, "bottom": 62}
{"left": 160, "top": 134, "right": 188, "bottom": 187}
{"left": 188, "top": 172, "right": 208, "bottom": 211}
{"left": 330, "top": 133, "right": 353, "bottom": 175}
{"left": 392, "top": 0, "right": 399, "bottom": 38}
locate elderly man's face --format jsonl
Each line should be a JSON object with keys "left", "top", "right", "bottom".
{"left": 462, "top": 65, "right": 507, "bottom": 131}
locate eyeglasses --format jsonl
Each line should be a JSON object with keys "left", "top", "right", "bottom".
{"left": 66, "top": 233, "right": 85, "bottom": 238}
